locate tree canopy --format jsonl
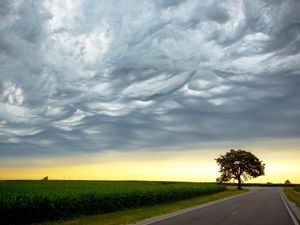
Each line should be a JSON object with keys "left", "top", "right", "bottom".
{"left": 215, "top": 149, "right": 265, "bottom": 189}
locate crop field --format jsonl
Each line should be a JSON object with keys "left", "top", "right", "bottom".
{"left": 294, "top": 186, "right": 300, "bottom": 192}
{"left": 0, "top": 181, "right": 225, "bottom": 225}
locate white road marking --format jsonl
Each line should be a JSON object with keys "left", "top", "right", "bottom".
{"left": 280, "top": 189, "right": 299, "bottom": 225}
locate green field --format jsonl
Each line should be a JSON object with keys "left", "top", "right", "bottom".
{"left": 284, "top": 186, "right": 300, "bottom": 209}
{"left": 294, "top": 186, "right": 300, "bottom": 192}
{"left": 0, "top": 181, "right": 226, "bottom": 225}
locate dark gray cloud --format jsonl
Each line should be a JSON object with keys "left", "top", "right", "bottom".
{"left": 1, "top": 0, "right": 300, "bottom": 157}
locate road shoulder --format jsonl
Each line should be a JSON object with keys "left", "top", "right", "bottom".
{"left": 282, "top": 188, "right": 300, "bottom": 224}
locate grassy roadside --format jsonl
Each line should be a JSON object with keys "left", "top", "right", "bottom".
{"left": 284, "top": 187, "right": 300, "bottom": 208}
{"left": 43, "top": 188, "right": 247, "bottom": 225}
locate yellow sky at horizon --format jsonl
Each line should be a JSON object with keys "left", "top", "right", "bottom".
{"left": 1, "top": 147, "right": 300, "bottom": 183}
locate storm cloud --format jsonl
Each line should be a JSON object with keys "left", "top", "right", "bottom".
{"left": 1, "top": 0, "right": 300, "bottom": 156}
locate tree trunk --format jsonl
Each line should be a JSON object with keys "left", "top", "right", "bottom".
{"left": 237, "top": 176, "right": 242, "bottom": 190}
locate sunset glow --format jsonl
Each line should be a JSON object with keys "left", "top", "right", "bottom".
{"left": 1, "top": 145, "right": 299, "bottom": 183}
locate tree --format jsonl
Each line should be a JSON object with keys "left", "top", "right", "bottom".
{"left": 215, "top": 149, "right": 265, "bottom": 189}
{"left": 284, "top": 179, "right": 291, "bottom": 185}
{"left": 42, "top": 176, "right": 48, "bottom": 181}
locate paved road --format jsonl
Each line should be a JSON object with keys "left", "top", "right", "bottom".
{"left": 145, "top": 187, "right": 297, "bottom": 225}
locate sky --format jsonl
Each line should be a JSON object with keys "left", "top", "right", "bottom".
{"left": 0, "top": 0, "right": 300, "bottom": 183}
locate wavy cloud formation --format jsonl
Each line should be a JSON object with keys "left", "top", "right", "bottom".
{"left": 1, "top": 0, "right": 300, "bottom": 156}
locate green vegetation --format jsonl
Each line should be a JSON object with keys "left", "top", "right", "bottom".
{"left": 46, "top": 188, "right": 246, "bottom": 225}
{"left": 294, "top": 186, "right": 300, "bottom": 192}
{"left": 284, "top": 186, "right": 300, "bottom": 208}
{"left": 0, "top": 181, "right": 226, "bottom": 225}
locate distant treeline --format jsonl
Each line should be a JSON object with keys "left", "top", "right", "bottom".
{"left": 225, "top": 183, "right": 299, "bottom": 187}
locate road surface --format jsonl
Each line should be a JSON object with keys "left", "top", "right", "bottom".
{"left": 144, "top": 187, "right": 298, "bottom": 225}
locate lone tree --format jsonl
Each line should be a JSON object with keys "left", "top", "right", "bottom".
{"left": 215, "top": 149, "right": 265, "bottom": 189}
{"left": 284, "top": 179, "right": 291, "bottom": 185}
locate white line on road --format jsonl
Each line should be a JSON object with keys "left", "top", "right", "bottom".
{"left": 280, "top": 189, "right": 299, "bottom": 225}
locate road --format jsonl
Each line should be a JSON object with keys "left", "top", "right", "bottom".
{"left": 143, "top": 187, "right": 298, "bottom": 225}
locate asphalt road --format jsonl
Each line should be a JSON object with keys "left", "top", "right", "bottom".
{"left": 145, "top": 187, "right": 297, "bottom": 225}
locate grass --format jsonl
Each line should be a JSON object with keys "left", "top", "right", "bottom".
{"left": 294, "top": 186, "right": 300, "bottom": 192}
{"left": 0, "top": 181, "right": 226, "bottom": 225}
{"left": 44, "top": 188, "right": 247, "bottom": 225}
{"left": 284, "top": 186, "right": 300, "bottom": 208}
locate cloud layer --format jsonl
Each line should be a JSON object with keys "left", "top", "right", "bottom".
{"left": 1, "top": 0, "right": 300, "bottom": 156}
